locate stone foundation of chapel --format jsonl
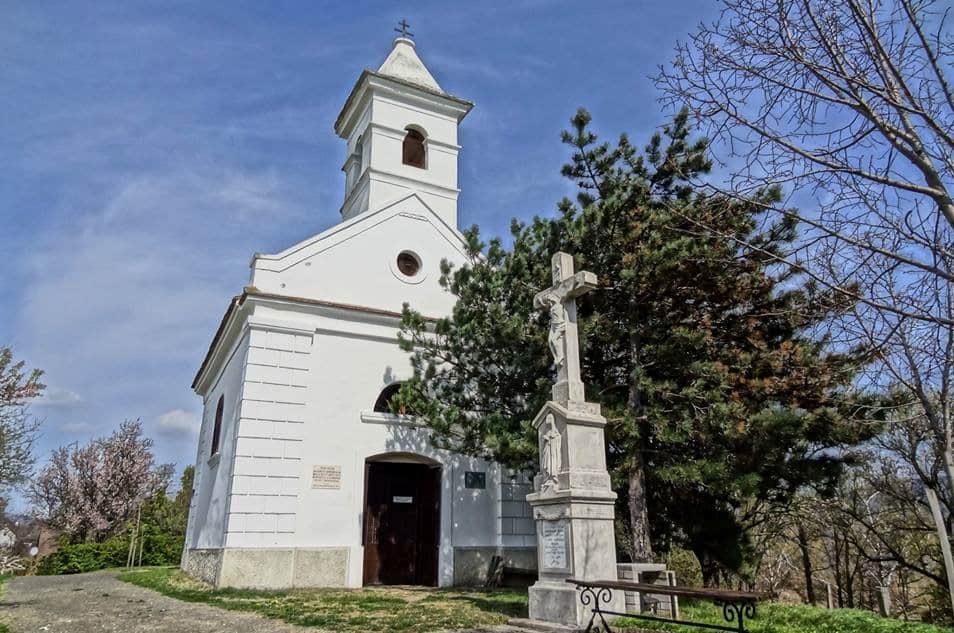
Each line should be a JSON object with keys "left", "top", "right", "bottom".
{"left": 182, "top": 545, "right": 538, "bottom": 589}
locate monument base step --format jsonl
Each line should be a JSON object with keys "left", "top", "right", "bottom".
{"left": 506, "top": 618, "right": 579, "bottom": 632}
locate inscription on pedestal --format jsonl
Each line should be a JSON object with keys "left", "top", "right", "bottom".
{"left": 541, "top": 520, "right": 570, "bottom": 571}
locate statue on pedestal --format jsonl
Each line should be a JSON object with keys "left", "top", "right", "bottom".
{"left": 536, "top": 294, "right": 566, "bottom": 370}
{"left": 533, "top": 252, "right": 597, "bottom": 404}
{"left": 540, "top": 414, "right": 562, "bottom": 492}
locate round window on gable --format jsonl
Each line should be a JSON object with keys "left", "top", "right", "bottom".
{"left": 396, "top": 251, "right": 421, "bottom": 277}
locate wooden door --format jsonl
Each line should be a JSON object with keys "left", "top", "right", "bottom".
{"left": 363, "top": 462, "right": 440, "bottom": 586}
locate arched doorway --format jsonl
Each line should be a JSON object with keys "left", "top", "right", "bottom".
{"left": 362, "top": 453, "right": 441, "bottom": 586}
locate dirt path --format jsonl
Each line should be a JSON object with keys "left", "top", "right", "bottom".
{"left": 0, "top": 570, "right": 309, "bottom": 633}
{"left": 0, "top": 571, "right": 537, "bottom": 633}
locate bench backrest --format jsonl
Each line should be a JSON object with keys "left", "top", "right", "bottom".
{"left": 566, "top": 578, "right": 771, "bottom": 602}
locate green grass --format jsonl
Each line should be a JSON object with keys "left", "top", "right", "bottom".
{"left": 616, "top": 599, "right": 954, "bottom": 633}
{"left": 120, "top": 568, "right": 954, "bottom": 633}
{"left": 119, "top": 566, "right": 528, "bottom": 632}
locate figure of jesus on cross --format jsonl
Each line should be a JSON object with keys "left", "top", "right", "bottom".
{"left": 534, "top": 252, "right": 596, "bottom": 404}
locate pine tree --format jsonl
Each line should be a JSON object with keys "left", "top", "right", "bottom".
{"left": 397, "top": 110, "right": 877, "bottom": 583}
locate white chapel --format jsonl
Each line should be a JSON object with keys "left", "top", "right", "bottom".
{"left": 182, "top": 33, "right": 537, "bottom": 589}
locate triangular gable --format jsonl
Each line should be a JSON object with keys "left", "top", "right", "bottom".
{"left": 252, "top": 192, "right": 470, "bottom": 274}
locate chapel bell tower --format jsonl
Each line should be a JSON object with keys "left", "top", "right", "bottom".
{"left": 333, "top": 27, "right": 473, "bottom": 227}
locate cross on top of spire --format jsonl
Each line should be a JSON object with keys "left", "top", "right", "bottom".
{"left": 394, "top": 19, "right": 413, "bottom": 39}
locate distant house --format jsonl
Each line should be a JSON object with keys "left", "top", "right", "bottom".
{"left": 0, "top": 527, "right": 14, "bottom": 550}
{"left": 3, "top": 515, "right": 59, "bottom": 558}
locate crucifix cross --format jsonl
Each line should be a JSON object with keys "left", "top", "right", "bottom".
{"left": 533, "top": 252, "right": 596, "bottom": 404}
{"left": 394, "top": 19, "right": 414, "bottom": 39}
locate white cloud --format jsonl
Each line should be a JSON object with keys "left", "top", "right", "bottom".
{"left": 18, "top": 166, "right": 307, "bottom": 388}
{"left": 156, "top": 408, "right": 199, "bottom": 438}
{"left": 11, "top": 162, "right": 315, "bottom": 472}
{"left": 34, "top": 387, "right": 82, "bottom": 408}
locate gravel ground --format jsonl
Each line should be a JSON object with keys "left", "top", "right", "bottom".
{"left": 0, "top": 570, "right": 311, "bottom": 633}
{"left": 0, "top": 571, "right": 536, "bottom": 633}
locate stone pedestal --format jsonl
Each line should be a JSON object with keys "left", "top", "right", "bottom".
{"left": 617, "top": 562, "right": 679, "bottom": 619}
{"left": 526, "top": 399, "right": 624, "bottom": 627}
{"left": 877, "top": 586, "right": 892, "bottom": 617}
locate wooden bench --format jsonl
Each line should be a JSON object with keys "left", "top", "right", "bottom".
{"left": 502, "top": 565, "right": 536, "bottom": 586}
{"left": 484, "top": 555, "right": 537, "bottom": 588}
{"left": 566, "top": 578, "right": 770, "bottom": 633}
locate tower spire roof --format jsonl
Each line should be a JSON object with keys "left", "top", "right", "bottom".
{"left": 377, "top": 34, "right": 443, "bottom": 94}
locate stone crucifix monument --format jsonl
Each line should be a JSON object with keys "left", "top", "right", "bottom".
{"left": 526, "top": 252, "right": 624, "bottom": 627}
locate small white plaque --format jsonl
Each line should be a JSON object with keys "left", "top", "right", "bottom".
{"left": 311, "top": 465, "right": 341, "bottom": 489}
{"left": 542, "top": 520, "right": 569, "bottom": 570}
{"left": 393, "top": 496, "right": 413, "bottom": 504}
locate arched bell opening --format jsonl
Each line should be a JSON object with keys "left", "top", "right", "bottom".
{"left": 402, "top": 126, "right": 427, "bottom": 169}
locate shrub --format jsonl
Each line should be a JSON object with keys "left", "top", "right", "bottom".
{"left": 37, "top": 541, "right": 121, "bottom": 575}
{"left": 37, "top": 530, "right": 183, "bottom": 575}
{"left": 666, "top": 547, "right": 703, "bottom": 586}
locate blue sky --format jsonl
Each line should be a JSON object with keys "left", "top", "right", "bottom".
{"left": 1, "top": 1, "right": 722, "bottom": 501}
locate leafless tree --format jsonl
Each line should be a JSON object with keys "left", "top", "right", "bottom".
{"left": 656, "top": 0, "right": 954, "bottom": 611}
{"left": 657, "top": 0, "right": 953, "bottom": 250}
{"left": 755, "top": 475, "right": 948, "bottom": 614}
{"left": 844, "top": 411, "right": 954, "bottom": 607}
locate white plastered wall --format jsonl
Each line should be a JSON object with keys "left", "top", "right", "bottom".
{"left": 187, "top": 331, "right": 249, "bottom": 549}
{"left": 223, "top": 322, "right": 312, "bottom": 547}
{"left": 217, "top": 302, "right": 508, "bottom": 587}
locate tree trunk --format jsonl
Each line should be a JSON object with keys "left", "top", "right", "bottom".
{"left": 627, "top": 448, "right": 654, "bottom": 564}
{"left": 699, "top": 550, "right": 721, "bottom": 587}
{"left": 925, "top": 486, "right": 954, "bottom": 615}
{"left": 844, "top": 539, "right": 855, "bottom": 609}
{"left": 942, "top": 413, "right": 954, "bottom": 518}
{"left": 832, "top": 531, "right": 844, "bottom": 608}
{"left": 625, "top": 337, "right": 653, "bottom": 565}
{"left": 796, "top": 523, "right": 816, "bottom": 605}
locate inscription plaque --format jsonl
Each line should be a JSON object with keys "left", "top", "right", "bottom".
{"left": 541, "top": 520, "right": 569, "bottom": 570}
{"left": 311, "top": 464, "right": 341, "bottom": 489}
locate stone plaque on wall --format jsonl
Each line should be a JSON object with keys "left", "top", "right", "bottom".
{"left": 311, "top": 465, "right": 341, "bottom": 489}
{"left": 541, "top": 519, "right": 570, "bottom": 571}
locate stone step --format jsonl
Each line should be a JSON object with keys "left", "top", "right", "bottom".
{"left": 506, "top": 618, "right": 578, "bottom": 632}
{"left": 505, "top": 617, "right": 658, "bottom": 633}
{"left": 456, "top": 627, "right": 562, "bottom": 633}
